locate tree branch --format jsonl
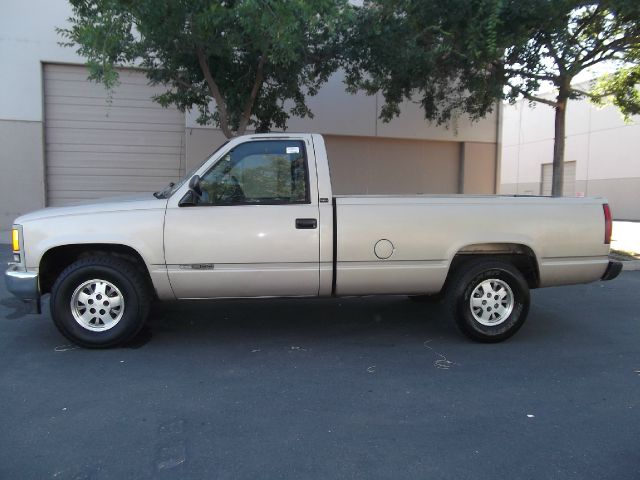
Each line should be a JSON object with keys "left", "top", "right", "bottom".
{"left": 196, "top": 46, "right": 234, "bottom": 138}
{"left": 570, "top": 87, "right": 609, "bottom": 102}
{"left": 508, "top": 82, "right": 558, "bottom": 107}
{"left": 570, "top": 87, "right": 592, "bottom": 97}
{"left": 580, "top": 39, "right": 638, "bottom": 69}
{"left": 577, "top": 34, "right": 636, "bottom": 69}
{"left": 543, "top": 33, "right": 566, "bottom": 75}
{"left": 170, "top": 74, "right": 193, "bottom": 90}
{"left": 503, "top": 68, "right": 556, "bottom": 82}
{"left": 572, "top": 4, "right": 601, "bottom": 41}
{"left": 521, "top": 92, "right": 559, "bottom": 107}
{"left": 237, "top": 51, "right": 268, "bottom": 135}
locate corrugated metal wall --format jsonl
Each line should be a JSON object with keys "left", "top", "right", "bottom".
{"left": 43, "top": 64, "right": 185, "bottom": 205}
{"left": 541, "top": 161, "right": 576, "bottom": 196}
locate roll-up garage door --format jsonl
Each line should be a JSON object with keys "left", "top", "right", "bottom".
{"left": 541, "top": 161, "right": 576, "bottom": 196}
{"left": 44, "top": 64, "right": 185, "bottom": 206}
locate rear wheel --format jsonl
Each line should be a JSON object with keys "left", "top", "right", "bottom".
{"left": 50, "top": 256, "right": 151, "bottom": 348}
{"left": 447, "top": 259, "right": 530, "bottom": 343}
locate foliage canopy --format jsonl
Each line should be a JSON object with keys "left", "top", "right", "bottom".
{"left": 59, "top": 0, "right": 352, "bottom": 138}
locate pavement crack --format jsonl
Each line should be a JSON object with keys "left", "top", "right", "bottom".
{"left": 155, "top": 419, "right": 187, "bottom": 473}
{"left": 424, "top": 339, "right": 458, "bottom": 370}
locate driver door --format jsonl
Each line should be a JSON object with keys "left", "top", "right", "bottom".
{"left": 163, "top": 138, "right": 320, "bottom": 298}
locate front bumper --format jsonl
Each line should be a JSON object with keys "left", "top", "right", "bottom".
{"left": 4, "top": 265, "right": 41, "bottom": 313}
{"left": 601, "top": 260, "right": 623, "bottom": 281}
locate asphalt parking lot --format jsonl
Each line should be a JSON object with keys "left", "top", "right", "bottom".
{"left": 1, "top": 247, "right": 639, "bottom": 480}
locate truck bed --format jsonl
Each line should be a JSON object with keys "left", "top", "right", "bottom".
{"left": 333, "top": 194, "right": 610, "bottom": 295}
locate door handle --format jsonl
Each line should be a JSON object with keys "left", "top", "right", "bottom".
{"left": 295, "top": 218, "right": 317, "bottom": 229}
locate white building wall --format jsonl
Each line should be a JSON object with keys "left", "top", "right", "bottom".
{"left": 500, "top": 93, "right": 640, "bottom": 220}
{"left": 1, "top": 1, "right": 84, "bottom": 122}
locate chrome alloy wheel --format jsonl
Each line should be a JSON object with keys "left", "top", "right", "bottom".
{"left": 70, "top": 279, "right": 125, "bottom": 331}
{"left": 469, "top": 278, "right": 514, "bottom": 326}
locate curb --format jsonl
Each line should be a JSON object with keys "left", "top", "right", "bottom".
{"left": 621, "top": 260, "right": 640, "bottom": 271}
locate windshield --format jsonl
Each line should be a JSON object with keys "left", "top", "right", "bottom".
{"left": 154, "top": 141, "right": 229, "bottom": 199}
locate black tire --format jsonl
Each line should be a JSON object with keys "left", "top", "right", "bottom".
{"left": 50, "top": 256, "right": 151, "bottom": 348}
{"left": 446, "top": 259, "right": 530, "bottom": 343}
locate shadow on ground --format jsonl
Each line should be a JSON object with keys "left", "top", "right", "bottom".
{"left": 132, "top": 295, "right": 456, "bottom": 349}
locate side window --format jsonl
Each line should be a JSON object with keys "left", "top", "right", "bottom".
{"left": 198, "top": 140, "right": 309, "bottom": 205}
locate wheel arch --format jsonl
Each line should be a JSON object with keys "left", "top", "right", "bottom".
{"left": 39, "top": 243, "right": 153, "bottom": 295}
{"left": 445, "top": 242, "right": 540, "bottom": 290}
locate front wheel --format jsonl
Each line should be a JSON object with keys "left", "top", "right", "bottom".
{"left": 447, "top": 259, "right": 530, "bottom": 343}
{"left": 50, "top": 256, "right": 151, "bottom": 348}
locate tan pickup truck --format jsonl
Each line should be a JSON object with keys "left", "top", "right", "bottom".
{"left": 5, "top": 133, "right": 622, "bottom": 348}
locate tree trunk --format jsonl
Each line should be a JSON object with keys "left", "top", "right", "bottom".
{"left": 551, "top": 96, "right": 567, "bottom": 197}
{"left": 196, "top": 48, "right": 234, "bottom": 139}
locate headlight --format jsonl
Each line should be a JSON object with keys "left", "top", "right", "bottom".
{"left": 12, "top": 228, "right": 20, "bottom": 252}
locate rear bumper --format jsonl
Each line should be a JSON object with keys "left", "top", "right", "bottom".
{"left": 4, "top": 265, "right": 41, "bottom": 313}
{"left": 601, "top": 260, "right": 623, "bottom": 281}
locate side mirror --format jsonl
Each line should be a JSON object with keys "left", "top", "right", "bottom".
{"left": 179, "top": 175, "right": 202, "bottom": 207}
{"left": 179, "top": 190, "right": 197, "bottom": 207}
{"left": 188, "top": 175, "right": 202, "bottom": 196}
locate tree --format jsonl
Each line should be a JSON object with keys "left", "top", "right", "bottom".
{"left": 500, "top": 0, "right": 640, "bottom": 196}
{"left": 343, "top": 0, "right": 508, "bottom": 127}
{"left": 345, "top": 0, "right": 640, "bottom": 196}
{"left": 58, "top": 0, "right": 352, "bottom": 138}
{"left": 592, "top": 47, "right": 640, "bottom": 118}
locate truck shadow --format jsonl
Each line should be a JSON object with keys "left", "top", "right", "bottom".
{"left": 137, "top": 296, "right": 458, "bottom": 349}
{"left": 7, "top": 290, "right": 580, "bottom": 350}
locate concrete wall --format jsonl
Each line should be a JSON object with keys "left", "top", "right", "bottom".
{"left": 1, "top": 1, "right": 84, "bottom": 122}
{"left": 184, "top": 72, "right": 500, "bottom": 144}
{"left": 323, "top": 135, "right": 461, "bottom": 195}
{"left": 500, "top": 92, "right": 640, "bottom": 220}
{"left": 461, "top": 142, "right": 497, "bottom": 194}
{"left": 0, "top": 0, "right": 83, "bottom": 236}
{"left": 0, "top": 121, "right": 47, "bottom": 235}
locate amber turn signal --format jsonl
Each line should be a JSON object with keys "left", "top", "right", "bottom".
{"left": 12, "top": 228, "right": 20, "bottom": 252}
